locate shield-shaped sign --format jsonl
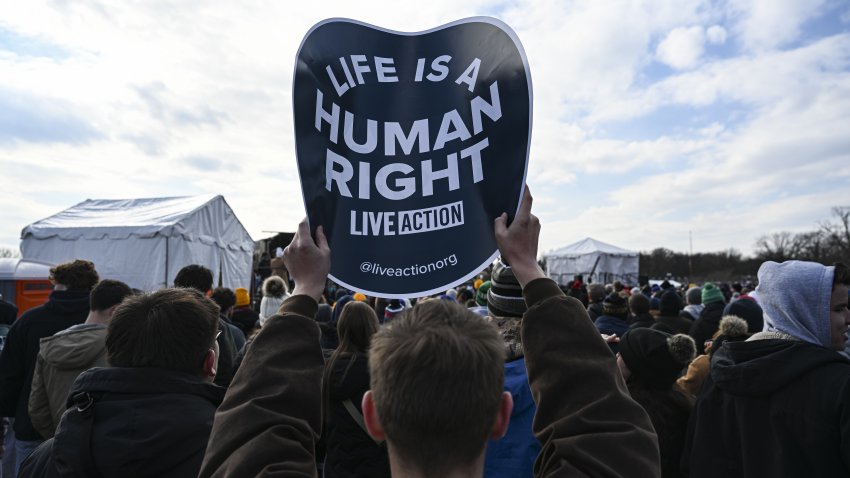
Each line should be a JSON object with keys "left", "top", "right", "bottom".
{"left": 293, "top": 17, "right": 531, "bottom": 298}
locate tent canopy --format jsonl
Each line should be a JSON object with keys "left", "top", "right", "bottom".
{"left": 544, "top": 237, "right": 639, "bottom": 286}
{"left": 21, "top": 195, "right": 254, "bottom": 292}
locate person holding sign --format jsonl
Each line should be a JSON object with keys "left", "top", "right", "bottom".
{"left": 197, "top": 187, "right": 660, "bottom": 477}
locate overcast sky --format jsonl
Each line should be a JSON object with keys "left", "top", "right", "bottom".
{"left": 2, "top": 0, "right": 849, "bottom": 257}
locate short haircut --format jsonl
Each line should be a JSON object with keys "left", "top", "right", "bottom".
{"left": 833, "top": 262, "right": 850, "bottom": 289}
{"left": 173, "top": 264, "right": 213, "bottom": 293}
{"left": 106, "top": 288, "right": 219, "bottom": 376}
{"left": 588, "top": 283, "right": 606, "bottom": 302}
{"left": 49, "top": 260, "right": 99, "bottom": 291}
{"left": 89, "top": 279, "right": 133, "bottom": 312}
{"left": 369, "top": 300, "right": 505, "bottom": 475}
{"left": 210, "top": 287, "right": 236, "bottom": 311}
{"left": 628, "top": 292, "right": 651, "bottom": 315}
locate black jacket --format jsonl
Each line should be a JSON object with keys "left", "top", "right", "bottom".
{"left": 0, "top": 290, "right": 89, "bottom": 440}
{"left": 652, "top": 315, "right": 693, "bottom": 336}
{"left": 323, "top": 353, "right": 390, "bottom": 478}
{"left": 682, "top": 339, "right": 850, "bottom": 477}
{"left": 19, "top": 367, "right": 225, "bottom": 478}
{"left": 689, "top": 301, "right": 725, "bottom": 355}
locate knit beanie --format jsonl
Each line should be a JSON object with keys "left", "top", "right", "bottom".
{"left": 475, "top": 281, "right": 491, "bottom": 307}
{"left": 602, "top": 292, "right": 629, "bottom": 318}
{"left": 686, "top": 286, "right": 702, "bottom": 305}
{"left": 235, "top": 288, "right": 250, "bottom": 307}
{"left": 701, "top": 282, "right": 724, "bottom": 305}
{"left": 723, "top": 297, "right": 763, "bottom": 333}
{"left": 659, "top": 290, "right": 683, "bottom": 316}
{"left": 487, "top": 261, "right": 526, "bottom": 318}
{"left": 474, "top": 278, "right": 484, "bottom": 290}
{"left": 619, "top": 328, "right": 696, "bottom": 389}
{"left": 353, "top": 292, "right": 367, "bottom": 302}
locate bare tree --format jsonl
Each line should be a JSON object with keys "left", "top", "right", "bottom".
{"left": 821, "top": 206, "right": 850, "bottom": 262}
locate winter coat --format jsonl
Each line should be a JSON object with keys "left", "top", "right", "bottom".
{"left": 587, "top": 301, "right": 604, "bottom": 322}
{"left": 324, "top": 353, "right": 390, "bottom": 478}
{"left": 628, "top": 385, "right": 692, "bottom": 478}
{"left": 682, "top": 339, "right": 850, "bottom": 477}
{"left": 675, "top": 354, "right": 709, "bottom": 398}
{"left": 689, "top": 301, "right": 725, "bottom": 355}
{"left": 484, "top": 356, "right": 540, "bottom": 478}
{"left": 0, "top": 290, "right": 89, "bottom": 441}
{"left": 19, "top": 367, "right": 225, "bottom": 478}
{"left": 594, "top": 315, "right": 629, "bottom": 354}
{"left": 629, "top": 313, "right": 655, "bottom": 329}
{"left": 28, "top": 324, "right": 107, "bottom": 439}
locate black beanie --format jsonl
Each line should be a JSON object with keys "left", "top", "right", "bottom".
{"left": 619, "top": 328, "right": 696, "bottom": 389}
{"left": 659, "top": 290, "right": 683, "bottom": 316}
{"left": 723, "top": 297, "right": 763, "bottom": 333}
{"left": 487, "top": 261, "right": 527, "bottom": 318}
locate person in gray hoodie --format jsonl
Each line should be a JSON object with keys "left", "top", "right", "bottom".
{"left": 683, "top": 260, "right": 850, "bottom": 477}
{"left": 27, "top": 279, "right": 133, "bottom": 439}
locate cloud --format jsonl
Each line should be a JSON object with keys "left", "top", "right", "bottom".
{"left": 656, "top": 26, "right": 706, "bottom": 70}
{"left": 730, "top": 0, "right": 829, "bottom": 51}
{"left": 706, "top": 25, "right": 727, "bottom": 44}
{"left": 0, "top": 88, "right": 102, "bottom": 145}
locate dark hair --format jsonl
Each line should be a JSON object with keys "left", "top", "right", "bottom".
{"left": 50, "top": 260, "right": 99, "bottom": 291}
{"left": 369, "top": 300, "right": 504, "bottom": 475}
{"left": 89, "top": 279, "right": 133, "bottom": 311}
{"left": 106, "top": 288, "right": 219, "bottom": 376}
{"left": 833, "top": 262, "right": 850, "bottom": 289}
{"left": 173, "top": 265, "right": 213, "bottom": 293}
{"left": 629, "top": 292, "right": 650, "bottom": 315}
{"left": 210, "top": 287, "right": 236, "bottom": 311}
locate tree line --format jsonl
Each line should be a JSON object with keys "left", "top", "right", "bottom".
{"left": 640, "top": 206, "right": 850, "bottom": 283}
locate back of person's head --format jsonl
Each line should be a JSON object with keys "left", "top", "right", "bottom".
{"left": 756, "top": 260, "right": 849, "bottom": 349}
{"left": 722, "top": 297, "right": 763, "bottom": 333}
{"left": 587, "top": 283, "right": 605, "bottom": 303}
{"left": 487, "top": 261, "right": 526, "bottom": 318}
{"left": 659, "top": 290, "right": 683, "bottom": 316}
{"left": 337, "top": 301, "right": 379, "bottom": 354}
{"left": 603, "top": 292, "right": 628, "bottom": 319}
{"left": 709, "top": 315, "right": 750, "bottom": 356}
{"left": 619, "top": 328, "right": 695, "bottom": 390}
{"left": 106, "top": 288, "right": 219, "bottom": 376}
{"left": 369, "top": 300, "right": 505, "bottom": 475}
{"left": 173, "top": 264, "right": 213, "bottom": 293}
{"left": 210, "top": 287, "right": 236, "bottom": 312}
{"left": 701, "top": 282, "right": 725, "bottom": 306}
{"left": 50, "top": 259, "right": 99, "bottom": 291}
{"left": 629, "top": 292, "right": 650, "bottom": 316}
{"left": 685, "top": 286, "right": 702, "bottom": 305}
{"left": 262, "top": 275, "right": 288, "bottom": 298}
{"left": 89, "top": 279, "right": 133, "bottom": 312}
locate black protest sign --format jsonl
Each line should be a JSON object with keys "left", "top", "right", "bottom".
{"left": 293, "top": 17, "right": 531, "bottom": 298}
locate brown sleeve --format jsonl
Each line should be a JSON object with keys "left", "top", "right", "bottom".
{"left": 198, "top": 294, "right": 323, "bottom": 478}
{"left": 521, "top": 278, "right": 661, "bottom": 478}
{"left": 676, "top": 354, "right": 710, "bottom": 398}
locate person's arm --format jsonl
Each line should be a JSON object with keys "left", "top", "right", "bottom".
{"left": 496, "top": 187, "right": 660, "bottom": 477}
{"left": 28, "top": 350, "right": 55, "bottom": 439}
{"left": 198, "top": 220, "right": 330, "bottom": 478}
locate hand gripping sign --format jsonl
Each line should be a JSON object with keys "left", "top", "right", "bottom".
{"left": 293, "top": 17, "right": 531, "bottom": 298}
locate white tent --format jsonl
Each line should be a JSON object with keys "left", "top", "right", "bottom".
{"left": 544, "top": 237, "right": 639, "bottom": 286}
{"left": 21, "top": 195, "right": 254, "bottom": 291}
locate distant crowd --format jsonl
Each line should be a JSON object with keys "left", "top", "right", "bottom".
{"left": 0, "top": 189, "right": 849, "bottom": 478}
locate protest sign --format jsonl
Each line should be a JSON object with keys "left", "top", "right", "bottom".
{"left": 293, "top": 17, "right": 531, "bottom": 298}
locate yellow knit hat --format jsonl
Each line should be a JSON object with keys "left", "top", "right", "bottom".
{"left": 235, "top": 287, "right": 250, "bottom": 307}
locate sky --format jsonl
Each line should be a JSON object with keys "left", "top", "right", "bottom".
{"left": 1, "top": 0, "right": 849, "bottom": 258}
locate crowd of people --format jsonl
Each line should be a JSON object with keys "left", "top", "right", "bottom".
{"left": 0, "top": 187, "right": 848, "bottom": 477}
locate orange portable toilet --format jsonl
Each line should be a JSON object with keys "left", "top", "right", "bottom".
{"left": 0, "top": 258, "right": 54, "bottom": 318}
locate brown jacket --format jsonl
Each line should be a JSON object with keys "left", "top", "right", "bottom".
{"left": 199, "top": 279, "right": 660, "bottom": 477}
{"left": 522, "top": 278, "right": 660, "bottom": 477}
{"left": 676, "top": 354, "right": 710, "bottom": 398}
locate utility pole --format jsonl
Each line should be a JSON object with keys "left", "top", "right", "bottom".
{"left": 689, "top": 230, "right": 693, "bottom": 279}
